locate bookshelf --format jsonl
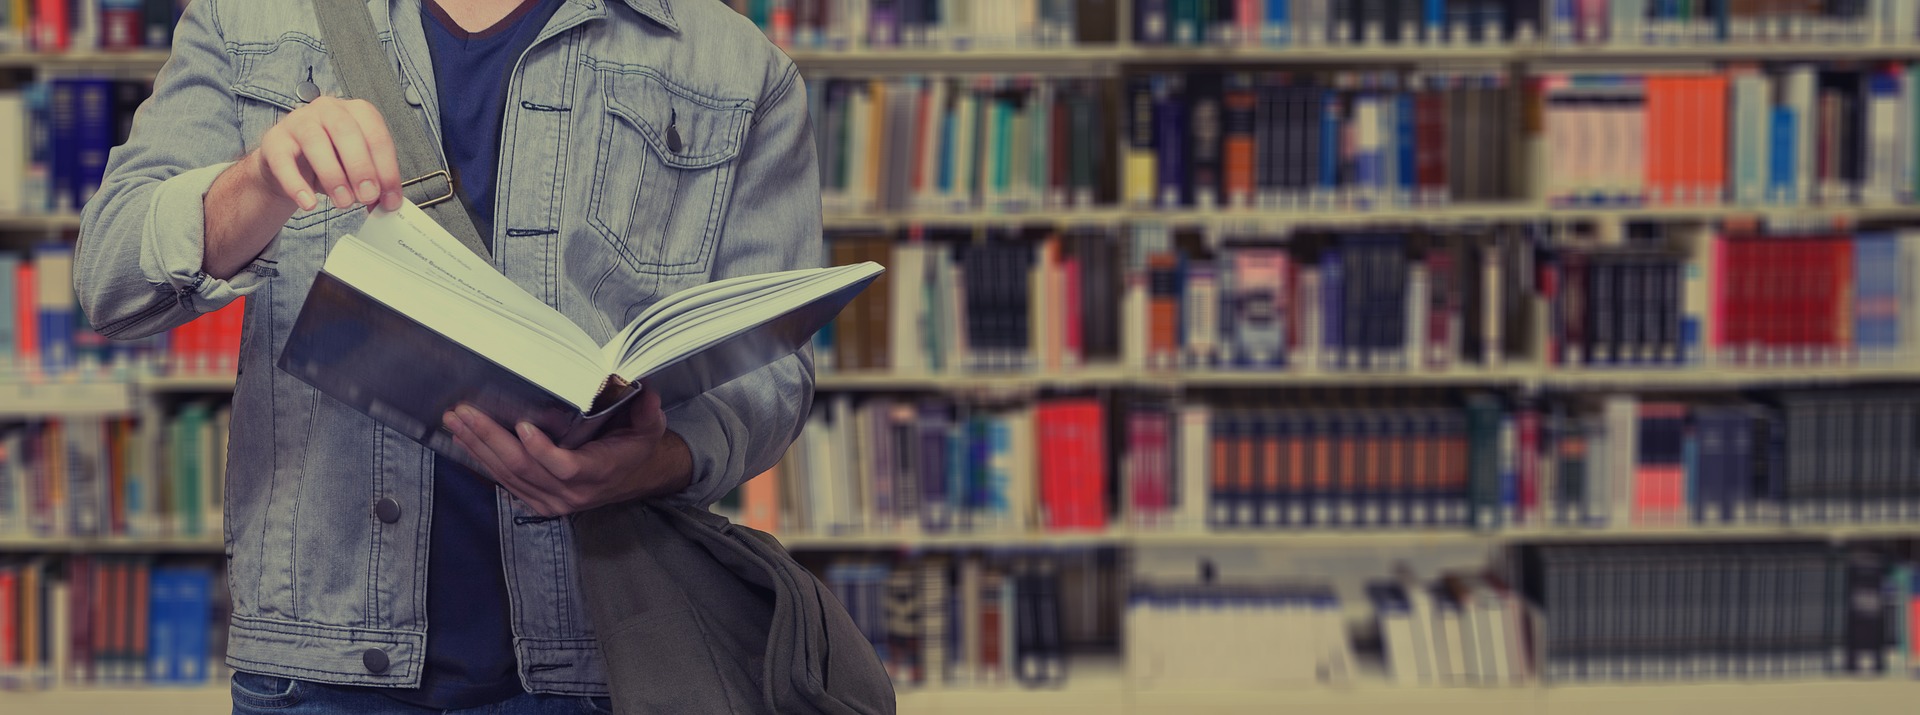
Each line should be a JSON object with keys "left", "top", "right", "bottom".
{"left": 8, "top": 0, "right": 1920, "bottom": 711}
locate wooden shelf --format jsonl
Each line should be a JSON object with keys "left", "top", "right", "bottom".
{"left": 0, "top": 672, "right": 1912, "bottom": 715}
{"left": 0, "top": 536, "right": 223, "bottom": 553}
{"left": 0, "top": 379, "right": 134, "bottom": 417}
{"left": 769, "top": 523, "right": 1920, "bottom": 550}
{"left": 0, "top": 685, "right": 229, "bottom": 715}
{"left": 0, "top": 212, "right": 82, "bottom": 232}
{"left": 0, "top": 50, "right": 170, "bottom": 71}
{"left": 139, "top": 373, "right": 240, "bottom": 392}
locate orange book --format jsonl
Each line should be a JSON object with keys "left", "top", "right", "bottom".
{"left": 0, "top": 569, "right": 16, "bottom": 668}
{"left": 1644, "top": 76, "right": 1672, "bottom": 204}
{"left": 1700, "top": 74, "right": 1730, "bottom": 203}
{"left": 1147, "top": 251, "right": 1181, "bottom": 367}
{"left": 131, "top": 560, "right": 150, "bottom": 679}
{"left": 1223, "top": 78, "right": 1257, "bottom": 208}
{"left": 741, "top": 463, "right": 781, "bottom": 533}
{"left": 1309, "top": 412, "right": 1332, "bottom": 523}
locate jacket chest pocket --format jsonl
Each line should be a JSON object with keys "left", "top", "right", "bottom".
{"left": 229, "top": 37, "right": 357, "bottom": 232}
{"left": 587, "top": 68, "right": 751, "bottom": 278}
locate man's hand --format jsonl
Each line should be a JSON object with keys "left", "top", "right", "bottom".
{"left": 254, "top": 95, "right": 405, "bottom": 214}
{"left": 441, "top": 388, "right": 695, "bottom": 517}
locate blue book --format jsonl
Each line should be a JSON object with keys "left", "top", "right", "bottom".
{"left": 72, "top": 79, "right": 117, "bottom": 211}
{"left": 1425, "top": 0, "right": 1447, "bottom": 40}
{"left": 1319, "top": 90, "right": 1340, "bottom": 198}
{"left": 947, "top": 414, "right": 970, "bottom": 529}
{"left": 917, "top": 403, "right": 952, "bottom": 532}
{"left": 176, "top": 568, "right": 212, "bottom": 683}
{"left": 1154, "top": 76, "right": 1187, "bottom": 207}
{"left": 1855, "top": 233, "right": 1900, "bottom": 355}
{"left": 1396, "top": 92, "right": 1416, "bottom": 202}
{"left": 1265, "top": 0, "right": 1290, "bottom": 45}
{"left": 1769, "top": 108, "right": 1797, "bottom": 204}
{"left": 33, "top": 244, "right": 74, "bottom": 375}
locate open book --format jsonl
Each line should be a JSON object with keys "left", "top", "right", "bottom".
{"left": 278, "top": 201, "right": 881, "bottom": 463}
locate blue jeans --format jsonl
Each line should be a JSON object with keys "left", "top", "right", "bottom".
{"left": 230, "top": 671, "right": 613, "bottom": 715}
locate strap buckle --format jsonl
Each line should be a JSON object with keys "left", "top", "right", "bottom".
{"left": 401, "top": 170, "right": 455, "bottom": 209}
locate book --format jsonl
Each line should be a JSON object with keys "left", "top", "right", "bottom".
{"left": 278, "top": 201, "right": 882, "bottom": 468}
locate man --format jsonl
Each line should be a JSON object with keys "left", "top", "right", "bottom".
{"left": 74, "top": 0, "right": 821, "bottom": 712}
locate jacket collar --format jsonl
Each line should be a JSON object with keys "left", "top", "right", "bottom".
{"left": 608, "top": 0, "right": 679, "bottom": 32}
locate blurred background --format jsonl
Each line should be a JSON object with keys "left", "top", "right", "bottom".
{"left": 7, "top": 0, "right": 1920, "bottom": 713}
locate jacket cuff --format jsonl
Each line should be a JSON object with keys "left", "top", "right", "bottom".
{"left": 660, "top": 394, "right": 745, "bottom": 509}
{"left": 140, "top": 161, "right": 266, "bottom": 311}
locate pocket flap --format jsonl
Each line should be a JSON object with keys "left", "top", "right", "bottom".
{"left": 602, "top": 69, "right": 752, "bottom": 170}
{"left": 232, "top": 37, "right": 336, "bottom": 111}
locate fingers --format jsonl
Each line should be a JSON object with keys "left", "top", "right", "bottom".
{"left": 339, "top": 100, "right": 404, "bottom": 211}
{"left": 287, "top": 118, "right": 351, "bottom": 209}
{"left": 444, "top": 406, "right": 569, "bottom": 516}
{"left": 515, "top": 422, "right": 581, "bottom": 484}
{"left": 257, "top": 97, "right": 404, "bottom": 212}
{"left": 257, "top": 133, "right": 319, "bottom": 211}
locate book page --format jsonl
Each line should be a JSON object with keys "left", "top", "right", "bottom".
{"left": 323, "top": 237, "right": 607, "bottom": 409}
{"left": 349, "top": 202, "right": 601, "bottom": 359}
{"left": 615, "top": 263, "right": 884, "bottom": 379}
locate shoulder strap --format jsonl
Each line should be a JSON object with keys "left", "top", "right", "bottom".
{"left": 310, "top": 0, "right": 492, "bottom": 260}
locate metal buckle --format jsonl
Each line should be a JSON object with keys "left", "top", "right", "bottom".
{"left": 402, "top": 170, "right": 455, "bottom": 209}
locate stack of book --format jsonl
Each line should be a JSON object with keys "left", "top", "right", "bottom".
{"left": 0, "top": 401, "right": 229, "bottom": 541}
{"left": 0, "top": 557, "right": 224, "bottom": 690}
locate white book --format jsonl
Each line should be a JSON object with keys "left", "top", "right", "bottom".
{"left": 1177, "top": 404, "right": 1211, "bottom": 532}
{"left": 1786, "top": 66, "right": 1818, "bottom": 204}
{"left": 888, "top": 242, "right": 928, "bottom": 373}
{"left": 1869, "top": 74, "right": 1902, "bottom": 204}
{"left": 0, "top": 91, "right": 22, "bottom": 215}
{"left": 1433, "top": 590, "right": 1466, "bottom": 683}
{"left": 1006, "top": 406, "right": 1036, "bottom": 532}
{"left": 952, "top": 88, "right": 979, "bottom": 211}
{"left": 1603, "top": 395, "right": 1638, "bottom": 524}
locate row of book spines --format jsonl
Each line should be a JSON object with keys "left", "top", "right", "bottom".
{"left": 814, "top": 78, "right": 1108, "bottom": 215}
{"left": 1123, "top": 74, "right": 1519, "bottom": 210}
{"left": 0, "top": 252, "right": 243, "bottom": 378}
{"left": 1520, "top": 545, "right": 1905, "bottom": 681}
{"left": 823, "top": 554, "right": 1069, "bottom": 688}
{"left": 781, "top": 396, "right": 1108, "bottom": 535}
{"left": 0, "top": 557, "right": 217, "bottom": 688}
{"left": 0, "top": 77, "right": 152, "bottom": 217}
{"left": 0, "top": 404, "right": 228, "bottom": 541}
{"left": 1134, "top": 0, "right": 1920, "bottom": 45}
{"left": 1541, "top": 67, "right": 1920, "bottom": 207}
{"left": 731, "top": 0, "right": 1118, "bottom": 49}
{"left": 825, "top": 228, "right": 1920, "bottom": 375}
{"left": 4, "top": 0, "right": 184, "bottom": 53}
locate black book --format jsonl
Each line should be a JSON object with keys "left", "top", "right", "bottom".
{"left": 1076, "top": 0, "right": 1121, "bottom": 42}
{"left": 1187, "top": 72, "right": 1225, "bottom": 207}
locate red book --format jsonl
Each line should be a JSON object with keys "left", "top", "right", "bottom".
{"left": 1517, "top": 405, "right": 1539, "bottom": 525}
{"left": 131, "top": 560, "right": 150, "bottom": 681}
{"left": 33, "top": 0, "right": 69, "bottom": 52}
{"left": 101, "top": 7, "right": 145, "bottom": 51}
{"left": 1040, "top": 398, "right": 1106, "bottom": 531}
{"left": 15, "top": 263, "right": 36, "bottom": 373}
{"left": 1050, "top": 89, "right": 1070, "bottom": 205}
{"left": 0, "top": 568, "right": 16, "bottom": 668}
{"left": 1415, "top": 86, "right": 1447, "bottom": 199}
{"left": 1425, "top": 251, "right": 1455, "bottom": 369}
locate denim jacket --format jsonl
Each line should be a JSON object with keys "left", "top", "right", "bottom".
{"left": 73, "top": 0, "right": 820, "bottom": 696}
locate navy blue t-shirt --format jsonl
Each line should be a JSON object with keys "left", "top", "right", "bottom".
{"left": 378, "top": 0, "right": 563, "bottom": 708}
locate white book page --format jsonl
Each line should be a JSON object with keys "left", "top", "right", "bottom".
{"left": 600, "top": 269, "right": 811, "bottom": 367}
{"left": 617, "top": 265, "right": 879, "bottom": 378}
{"left": 324, "top": 230, "right": 604, "bottom": 410}
{"left": 349, "top": 202, "right": 603, "bottom": 360}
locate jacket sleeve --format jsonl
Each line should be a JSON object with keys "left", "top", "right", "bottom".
{"left": 658, "top": 62, "right": 822, "bottom": 509}
{"left": 75, "top": 0, "right": 260, "bottom": 340}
